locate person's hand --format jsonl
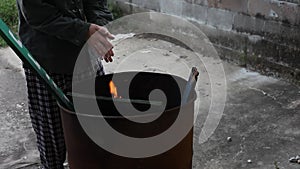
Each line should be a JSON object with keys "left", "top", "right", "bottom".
{"left": 87, "top": 24, "right": 115, "bottom": 62}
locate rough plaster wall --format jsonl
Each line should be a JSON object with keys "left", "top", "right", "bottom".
{"left": 160, "top": 0, "right": 183, "bottom": 15}
{"left": 111, "top": 0, "right": 300, "bottom": 83}
{"left": 189, "top": 0, "right": 300, "bottom": 25}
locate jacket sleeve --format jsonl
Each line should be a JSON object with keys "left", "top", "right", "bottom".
{"left": 83, "top": 0, "right": 113, "bottom": 26}
{"left": 17, "top": 0, "right": 90, "bottom": 46}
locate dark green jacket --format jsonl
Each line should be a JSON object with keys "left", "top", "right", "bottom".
{"left": 17, "top": 0, "right": 113, "bottom": 74}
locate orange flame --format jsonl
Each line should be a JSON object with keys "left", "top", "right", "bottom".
{"left": 109, "top": 81, "right": 119, "bottom": 98}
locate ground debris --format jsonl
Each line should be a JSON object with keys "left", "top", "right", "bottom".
{"left": 289, "top": 155, "right": 300, "bottom": 164}
{"left": 16, "top": 104, "right": 23, "bottom": 109}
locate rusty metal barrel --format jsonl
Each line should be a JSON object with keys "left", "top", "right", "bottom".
{"left": 58, "top": 72, "right": 196, "bottom": 169}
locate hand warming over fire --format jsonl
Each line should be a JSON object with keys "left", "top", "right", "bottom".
{"left": 87, "top": 24, "right": 115, "bottom": 62}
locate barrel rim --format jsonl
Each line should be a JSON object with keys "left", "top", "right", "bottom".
{"left": 58, "top": 92, "right": 196, "bottom": 119}
{"left": 61, "top": 71, "right": 197, "bottom": 118}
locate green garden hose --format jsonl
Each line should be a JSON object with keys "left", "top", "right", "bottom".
{"left": 0, "top": 19, "right": 74, "bottom": 111}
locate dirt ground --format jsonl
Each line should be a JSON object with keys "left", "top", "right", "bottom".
{"left": 0, "top": 34, "right": 299, "bottom": 169}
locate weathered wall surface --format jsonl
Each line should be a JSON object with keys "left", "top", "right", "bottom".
{"left": 111, "top": 0, "right": 300, "bottom": 83}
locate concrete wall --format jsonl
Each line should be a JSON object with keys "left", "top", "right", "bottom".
{"left": 110, "top": 0, "right": 300, "bottom": 84}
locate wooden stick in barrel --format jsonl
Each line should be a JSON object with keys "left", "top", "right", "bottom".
{"left": 182, "top": 67, "right": 199, "bottom": 104}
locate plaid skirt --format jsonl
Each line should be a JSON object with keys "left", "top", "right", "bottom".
{"left": 24, "top": 61, "right": 104, "bottom": 169}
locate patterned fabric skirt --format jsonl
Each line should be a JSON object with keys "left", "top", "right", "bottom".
{"left": 24, "top": 61, "right": 104, "bottom": 169}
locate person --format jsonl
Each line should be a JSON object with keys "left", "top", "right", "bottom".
{"left": 16, "top": 0, "right": 114, "bottom": 168}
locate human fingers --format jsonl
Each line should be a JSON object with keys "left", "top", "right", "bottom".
{"left": 92, "top": 40, "right": 108, "bottom": 58}
{"left": 93, "top": 32, "right": 113, "bottom": 51}
{"left": 104, "top": 51, "right": 113, "bottom": 62}
{"left": 109, "top": 49, "right": 114, "bottom": 56}
{"left": 97, "top": 27, "right": 115, "bottom": 40}
{"left": 104, "top": 54, "right": 110, "bottom": 62}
